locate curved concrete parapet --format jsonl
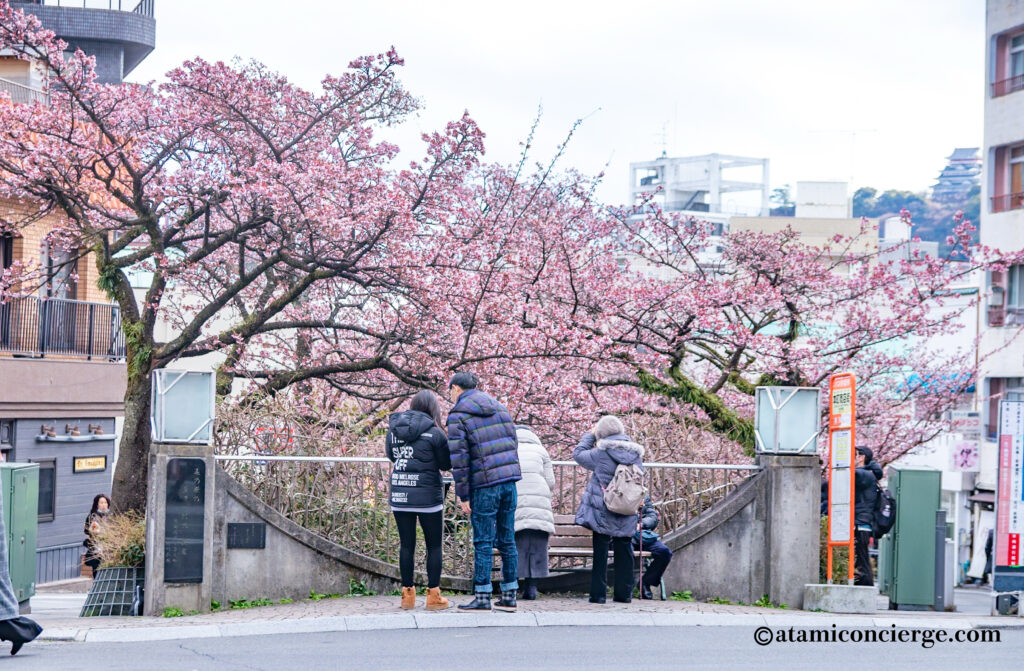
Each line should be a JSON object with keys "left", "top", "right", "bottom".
{"left": 659, "top": 468, "right": 768, "bottom": 603}
{"left": 211, "top": 466, "right": 473, "bottom": 604}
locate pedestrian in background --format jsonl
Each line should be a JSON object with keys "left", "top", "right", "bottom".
{"left": 447, "top": 372, "right": 522, "bottom": 612}
{"left": 853, "top": 446, "right": 879, "bottom": 586}
{"left": 513, "top": 425, "right": 555, "bottom": 600}
{"left": 573, "top": 415, "right": 645, "bottom": 604}
{"left": 386, "top": 390, "right": 452, "bottom": 611}
{"left": 83, "top": 493, "right": 110, "bottom": 576}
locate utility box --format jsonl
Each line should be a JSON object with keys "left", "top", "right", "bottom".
{"left": 882, "top": 466, "right": 941, "bottom": 609}
{"left": 0, "top": 463, "right": 39, "bottom": 607}
{"left": 877, "top": 533, "right": 892, "bottom": 596}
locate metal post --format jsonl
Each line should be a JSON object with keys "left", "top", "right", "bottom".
{"left": 87, "top": 303, "right": 94, "bottom": 359}
{"left": 934, "top": 509, "right": 946, "bottom": 612}
{"left": 38, "top": 299, "right": 48, "bottom": 357}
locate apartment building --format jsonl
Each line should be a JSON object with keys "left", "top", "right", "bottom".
{"left": 980, "top": 2, "right": 1024, "bottom": 457}
{"left": 0, "top": 0, "right": 154, "bottom": 582}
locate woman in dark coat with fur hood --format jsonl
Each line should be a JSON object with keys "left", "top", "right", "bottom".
{"left": 573, "top": 415, "right": 645, "bottom": 604}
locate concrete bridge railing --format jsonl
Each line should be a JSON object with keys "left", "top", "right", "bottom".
{"left": 144, "top": 445, "right": 818, "bottom": 614}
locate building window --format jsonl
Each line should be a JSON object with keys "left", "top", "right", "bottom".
{"left": 987, "top": 378, "right": 1024, "bottom": 440}
{"left": 0, "top": 421, "right": 11, "bottom": 460}
{"left": 993, "top": 32, "right": 1024, "bottom": 96}
{"left": 32, "top": 458, "right": 56, "bottom": 523}
{"left": 1013, "top": 34, "right": 1024, "bottom": 78}
{"left": 991, "top": 144, "right": 1024, "bottom": 212}
{"left": 1010, "top": 265, "right": 1024, "bottom": 311}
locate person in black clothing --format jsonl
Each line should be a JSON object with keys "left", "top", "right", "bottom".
{"left": 983, "top": 528, "right": 994, "bottom": 584}
{"left": 853, "top": 446, "right": 880, "bottom": 586}
{"left": 386, "top": 390, "right": 452, "bottom": 611}
{"left": 633, "top": 496, "right": 672, "bottom": 600}
{"left": 83, "top": 493, "right": 111, "bottom": 575}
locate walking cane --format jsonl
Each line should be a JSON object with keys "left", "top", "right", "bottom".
{"left": 637, "top": 469, "right": 645, "bottom": 600}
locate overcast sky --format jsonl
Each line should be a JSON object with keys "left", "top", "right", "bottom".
{"left": 128, "top": 0, "right": 985, "bottom": 208}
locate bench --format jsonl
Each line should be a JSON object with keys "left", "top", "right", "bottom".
{"left": 495, "top": 514, "right": 666, "bottom": 599}
{"left": 553, "top": 515, "right": 665, "bottom": 599}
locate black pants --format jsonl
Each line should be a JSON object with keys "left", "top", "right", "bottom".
{"left": 393, "top": 511, "right": 443, "bottom": 589}
{"left": 854, "top": 529, "right": 874, "bottom": 587}
{"left": 591, "top": 533, "right": 634, "bottom": 602}
{"left": 635, "top": 539, "right": 673, "bottom": 587}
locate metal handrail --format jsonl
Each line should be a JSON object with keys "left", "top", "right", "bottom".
{"left": 991, "top": 192, "right": 1024, "bottom": 213}
{"left": 218, "top": 452, "right": 759, "bottom": 575}
{"left": 0, "top": 77, "right": 48, "bottom": 106}
{"left": 992, "top": 74, "right": 1024, "bottom": 97}
{"left": 12, "top": 1, "right": 154, "bottom": 15}
{"left": 214, "top": 454, "right": 761, "bottom": 470}
{"left": 0, "top": 296, "right": 125, "bottom": 360}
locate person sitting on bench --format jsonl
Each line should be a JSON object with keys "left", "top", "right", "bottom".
{"left": 633, "top": 496, "right": 672, "bottom": 600}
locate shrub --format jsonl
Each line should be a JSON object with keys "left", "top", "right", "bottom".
{"left": 819, "top": 517, "right": 850, "bottom": 583}
{"left": 94, "top": 512, "right": 146, "bottom": 568}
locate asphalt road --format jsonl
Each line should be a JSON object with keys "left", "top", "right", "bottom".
{"left": 10, "top": 625, "right": 1021, "bottom": 670}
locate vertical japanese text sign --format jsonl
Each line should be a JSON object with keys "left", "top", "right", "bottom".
{"left": 995, "top": 400, "right": 1024, "bottom": 592}
{"left": 827, "top": 372, "right": 856, "bottom": 583}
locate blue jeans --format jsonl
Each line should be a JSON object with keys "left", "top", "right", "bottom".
{"left": 470, "top": 482, "right": 519, "bottom": 593}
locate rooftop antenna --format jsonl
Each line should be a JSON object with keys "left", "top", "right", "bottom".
{"left": 657, "top": 122, "right": 669, "bottom": 158}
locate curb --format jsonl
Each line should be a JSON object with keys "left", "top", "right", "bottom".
{"left": 35, "top": 610, "right": 1024, "bottom": 644}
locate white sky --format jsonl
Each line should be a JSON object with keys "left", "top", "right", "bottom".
{"left": 127, "top": 0, "right": 985, "bottom": 207}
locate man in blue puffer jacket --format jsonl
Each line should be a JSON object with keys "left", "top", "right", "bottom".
{"left": 446, "top": 372, "right": 522, "bottom": 612}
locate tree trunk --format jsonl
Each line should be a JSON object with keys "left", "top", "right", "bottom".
{"left": 111, "top": 341, "right": 153, "bottom": 513}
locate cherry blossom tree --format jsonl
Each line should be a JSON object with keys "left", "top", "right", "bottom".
{"left": 0, "top": 2, "right": 490, "bottom": 511}
{"left": 3, "top": 0, "right": 1021, "bottom": 522}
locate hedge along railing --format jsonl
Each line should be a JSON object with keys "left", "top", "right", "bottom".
{"left": 214, "top": 454, "right": 760, "bottom": 579}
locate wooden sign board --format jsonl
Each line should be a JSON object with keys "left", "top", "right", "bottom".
{"left": 73, "top": 455, "right": 107, "bottom": 473}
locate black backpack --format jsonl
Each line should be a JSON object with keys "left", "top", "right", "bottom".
{"left": 872, "top": 485, "right": 896, "bottom": 538}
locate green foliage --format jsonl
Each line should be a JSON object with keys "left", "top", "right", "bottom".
{"left": 278, "top": 598, "right": 293, "bottom": 604}
{"left": 309, "top": 590, "right": 342, "bottom": 601}
{"left": 669, "top": 590, "right": 695, "bottom": 602}
{"left": 162, "top": 607, "right": 184, "bottom": 618}
{"left": 639, "top": 368, "right": 756, "bottom": 456}
{"left": 819, "top": 516, "right": 850, "bottom": 583}
{"left": 707, "top": 596, "right": 732, "bottom": 605}
{"left": 230, "top": 598, "right": 274, "bottom": 610}
{"left": 210, "top": 601, "right": 221, "bottom": 611}
{"left": 345, "top": 578, "right": 375, "bottom": 597}
{"left": 753, "top": 594, "right": 788, "bottom": 609}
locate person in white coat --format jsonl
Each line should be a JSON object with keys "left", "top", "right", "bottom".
{"left": 514, "top": 425, "right": 555, "bottom": 600}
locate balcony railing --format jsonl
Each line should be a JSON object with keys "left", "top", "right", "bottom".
{"left": 991, "top": 192, "right": 1024, "bottom": 213}
{"left": 12, "top": 1, "right": 154, "bottom": 17}
{"left": 0, "top": 297, "right": 125, "bottom": 360}
{"left": 0, "top": 78, "right": 48, "bottom": 106}
{"left": 992, "top": 74, "right": 1024, "bottom": 97}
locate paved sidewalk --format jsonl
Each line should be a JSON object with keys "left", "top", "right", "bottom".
{"left": 28, "top": 591, "right": 1024, "bottom": 644}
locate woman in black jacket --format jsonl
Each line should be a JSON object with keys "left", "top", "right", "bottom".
{"left": 386, "top": 390, "right": 452, "bottom": 610}
{"left": 83, "top": 493, "right": 111, "bottom": 575}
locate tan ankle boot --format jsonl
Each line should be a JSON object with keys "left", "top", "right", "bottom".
{"left": 425, "top": 587, "right": 451, "bottom": 611}
{"left": 401, "top": 586, "right": 416, "bottom": 610}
